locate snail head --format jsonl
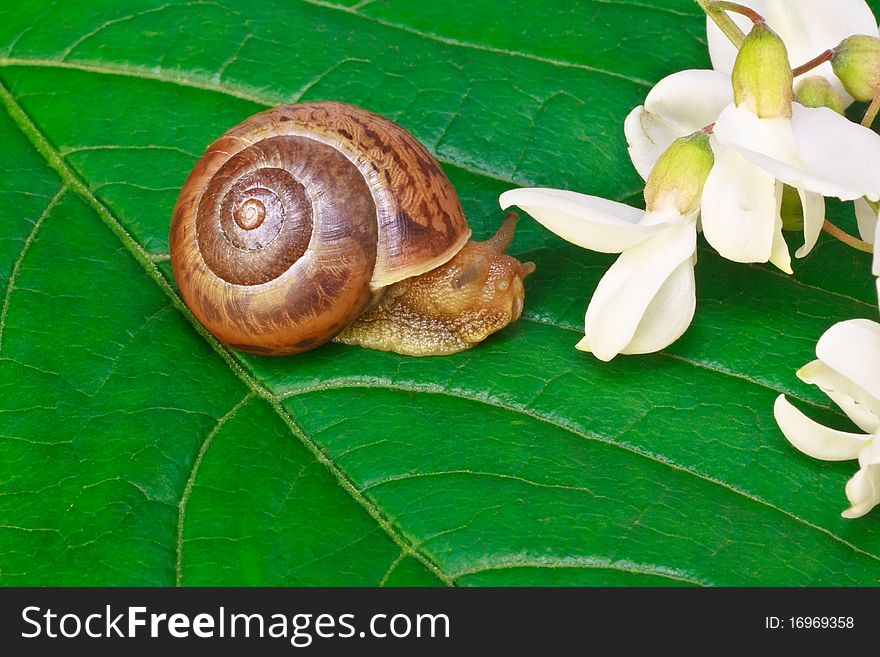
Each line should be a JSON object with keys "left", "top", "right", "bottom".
{"left": 397, "top": 211, "right": 535, "bottom": 347}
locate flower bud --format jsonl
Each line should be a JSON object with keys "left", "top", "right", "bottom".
{"left": 794, "top": 76, "right": 846, "bottom": 115}
{"left": 644, "top": 131, "right": 714, "bottom": 215}
{"left": 732, "top": 22, "right": 793, "bottom": 118}
{"left": 831, "top": 35, "right": 880, "bottom": 102}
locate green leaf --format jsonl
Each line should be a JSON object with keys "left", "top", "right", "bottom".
{"left": 1, "top": 0, "right": 879, "bottom": 586}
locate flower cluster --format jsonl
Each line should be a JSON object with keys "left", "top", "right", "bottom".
{"left": 501, "top": 0, "right": 880, "bottom": 361}
{"left": 775, "top": 320, "right": 880, "bottom": 518}
{"left": 501, "top": 0, "right": 880, "bottom": 517}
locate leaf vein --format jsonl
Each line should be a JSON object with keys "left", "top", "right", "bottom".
{"left": 281, "top": 380, "right": 880, "bottom": 564}
{"left": 378, "top": 551, "right": 406, "bottom": 587}
{"left": 0, "top": 186, "right": 66, "bottom": 353}
{"left": 176, "top": 392, "right": 255, "bottom": 586}
{"left": 57, "top": 2, "right": 230, "bottom": 62}
{"left": 519, "top": 314, "right": 848, "bottom": 417}
{"left": 0, "top": 57, "right": 284, "bottom": 106}
{"left": 361, "top": 469, "right": 597, "bottom": 497}
{"left": 452, "top": 555, "right": 707, "bottom": 586}
{"left": 300, "top": 0, "right": 654, "bottom": 86}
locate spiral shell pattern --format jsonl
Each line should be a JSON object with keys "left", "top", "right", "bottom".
{"left": 170, "top": 101, "right": 470, "bottom": 355}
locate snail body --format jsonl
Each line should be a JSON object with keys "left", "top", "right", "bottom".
{"left": 170, "top": 101, "right": 532, "bottom": 356}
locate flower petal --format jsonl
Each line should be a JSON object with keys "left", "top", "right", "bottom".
{"left": 791, "top": 105, "right": 880, "bottom": 201}
{"left": 707, "top": 0, "right": 878, "bottom": 105}
{"left": 769, "top": 182, "right": 793, "bottom": 274}
{"left": 773, "top": 395, "right": 871, "bottom": 461}
{"left": 577, "top": 219, "right": 696, "bottom": 361}
{"left": 718, "top": 105, "right": 880, "bottom": 201}
{"left": 712, "top": 104, "right": 801, "bottom": 165}
{"left": 794, "top": 189, "right": 824, "bottom": 258}
{"left": 842, "top": 440, "right": 880, "bottom": 518}
{"left": 874, "top": 217, "right": 880, "bottom": 305}
{"left": 701, "top": 146, "right": 780, "bottom": 265}
{"left": 619, "top": 258, "right": 697, "bottom": 355}
{"left": 874, "top": 215, "right": 880, "bottom": 277}
{"left": 854, "top": 197, "right": 877, "bottom": 244}
{"left": 842, "top": 466, "right": 880, "bottom": 518}
{"left": 815, "top": 318, "right": 880, "bottom": 403}
{"left": 798, "top": 360, "right": 880, "bottom": 433}
{"left": 624, "top": 69, "right": 732, "bottom": 180}
{"left": 499, "top": 187, "right": 659, "bottom": 253}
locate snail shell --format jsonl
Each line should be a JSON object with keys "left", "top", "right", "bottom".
{"left": 170, "top": 101, "right": 471, "bottom": 355}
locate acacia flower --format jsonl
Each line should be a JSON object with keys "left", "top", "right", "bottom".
{"left": 707, "top": 0, "right": 880, "bottom": 106}
{"left": 701, "top": 22, "right": 880, "bottom": 273}
{"left": 774, "top": 319, "right": 880, "bottom": 518}
{"left": 875, "top": 216, "right": 880, "bottom": 302}
{"left": 626, "top": 2, "right": 880, "bottom": 272}
{"left": 853, "top": 197, "right": 878, "bottom": 246}
{"left": 626, "top": 0, "right": 877, "bottom": 180}
{"left": 624, "top": 69, "right": 732, "bottom": 181}
{"left": 853, "top": 197, "right": 880, "bottom": 303}
{"left": 499, "top": 133, "right": 712, "bottom": 361}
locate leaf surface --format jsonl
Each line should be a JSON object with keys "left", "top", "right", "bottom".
{"left": 1, "top": 0, "right": 878, "bottom": 586}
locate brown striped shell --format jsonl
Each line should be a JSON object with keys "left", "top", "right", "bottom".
{"left": 169, "top": 101, "right": 471, "bottom": 355}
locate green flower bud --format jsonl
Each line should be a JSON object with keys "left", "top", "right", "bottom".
{"left": 831, "top": 35, "right": 880, "bottom": 102}
{"left": 794, "top": 76, "right": 846, "bottom": 115}
{"left": 732, "top": 22, "right": 793, "bottom": 118}
{"left": 644, "top": 131, "right": 714, "bottom": 215}
{"left": 779, "top": 184, "right": 803, "bottom": 231}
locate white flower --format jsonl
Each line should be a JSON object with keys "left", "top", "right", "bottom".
{"left": 854, "top": 197, "right": 880, "bottom": 304}
{"left": 499, "top": 188, "right": 697, "bottom": 361}
{"left": 707, "top": 0, "right": 880, "bottom": 106}
{"left": 631, "top": 21, "right": 880, "bottom": 274}
{"left": 703, "top": 5, "right": 880, "bottom": 271}
{"left": 624, "top": 69, "right": 733, "bottom": 181}
{"left": 854, "top": 197, "right": 878, "bottom": 245}
{"left": 626, "top": 0, "right": 878, "bottom": 180}
{"left": 501, "top": 130, "right": 712, "bottom": 361}
{"left": 875, "top": 214, "right": 880, "bottom": 305}
{"left": 702, "top": 100, "right": 880, "bottom": 272}
{"left": 774, "top": 319, "right": 880, "bottom": 518}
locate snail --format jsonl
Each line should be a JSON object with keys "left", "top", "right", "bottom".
{"left": 169, "top": 101, "right": 534, "bottom": 356}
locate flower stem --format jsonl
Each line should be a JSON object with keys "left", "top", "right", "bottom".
{"left": 711, "top": 1, "right": 765, "bottom": 24}
{"left": 791, "top": 50, "right": 834, "bottom": 78}
{"left": 822, "top": 219, "right": 874, "bottom": 253}
{"left": 862, "top": 94, "right": 880, "bottom": 128}
{"left": 695, "top": 0, "right": 745, "bottom": 49}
